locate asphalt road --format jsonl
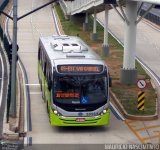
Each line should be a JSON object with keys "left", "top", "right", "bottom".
{"left": 7, "top": 0, "right": 142, "bottom": 147}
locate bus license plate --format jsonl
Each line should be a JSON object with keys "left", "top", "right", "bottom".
{"left": 76, "top": 118, "right": 85, "bottom": 122}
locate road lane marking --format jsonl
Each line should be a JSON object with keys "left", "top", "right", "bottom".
{"left": 136, "top": 125, "right": 160, "bottom": 132}
{"left": 30, "top": 92, "right": 42, "bottom": 95}
{"left": 0, "top": 53, "right": 4, "bottom": 107}
{"left": 125, "top": 120, "right": 137, "bottom": 124}
{"left": 142, "top": 135, "right": 160, "bottom": 141}
{"left": 125, "top": 120, "right": 145, "bottom": 144}
{"left": 18, "top": 52, "right": 37, "bottom": 53}
{"left": 25, "top": 84, "right": 40, "bottom": 86}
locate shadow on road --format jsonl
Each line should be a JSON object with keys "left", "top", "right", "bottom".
{"left": 53, "top": 126, "right": 109, "bottom": 133}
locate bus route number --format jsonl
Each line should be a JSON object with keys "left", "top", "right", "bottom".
{"left": 57, "top": 65, "right": 103, "bottom": 73}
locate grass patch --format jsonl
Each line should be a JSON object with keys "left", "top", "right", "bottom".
{"left": 55, "top": 4, "right": 156, "bottom": 115}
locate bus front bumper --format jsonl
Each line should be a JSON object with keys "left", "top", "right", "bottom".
{"left": 49, "top": 110, "right": 110, "bottom": 126}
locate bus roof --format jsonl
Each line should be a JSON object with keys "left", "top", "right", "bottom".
{"left": 39, "top": 35, "right": 107, "bottom": 67}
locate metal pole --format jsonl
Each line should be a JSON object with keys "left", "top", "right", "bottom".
{"left": 9, "top": 0, "right": 18, "bottom": 117}
{"left": 120, "top": 1, "right": 138, "bottom": 85}
{"left": 85, "top": 12, "right": 88, "bottom": 24}
{"left": 136, "top": 4, "right": 155, "bottom": 24}
{"left": 104, "top": 4, "right": 109, "bottom": 46}
{"left": 18, "top": 0, "right": 56, "bottom": 21}
{"left": 93, "top": 8, "right": 96, "bottom": 34}
{"left": 123, "top": 1, "right": 137, "bottom": 69}
{"left": 83, "top": 12, "right": 88, "bottom": 31}
{"left": 90, "top": 8, "right": 97, "bottom": 41}
{"left": 102, "top": 4, "right": 109, "bottom": 56}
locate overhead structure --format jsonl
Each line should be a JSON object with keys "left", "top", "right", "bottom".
{"left": 60, "top": 0, "right": 160, "bottom": 85}
{"left": 131, "top": 0, "right": 160, "bottom": 5}
{"left": 61, "top": 0, "right": 160, "bottom": 16}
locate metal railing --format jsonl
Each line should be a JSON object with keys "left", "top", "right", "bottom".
{"left": 62, "top": 0, "right": 104, "bottom": 15}
{"left": 140, "top": 9, "right": 160, "bottom": 25}
{"left": 0, "top": 0, "right": 9, "bottom": 11}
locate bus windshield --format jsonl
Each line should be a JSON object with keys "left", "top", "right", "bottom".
{"left": 53, "top": 75, "right": 108, "bottom": 110}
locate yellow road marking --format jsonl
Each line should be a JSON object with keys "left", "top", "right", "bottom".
{"left": 125, "top": 120, "right": 137, "bottom": 124}
{"left": 136, "top": 125, "right": 160, "bottom": 131}
{"left": 142, "top": 135, "right": 160, "bottom": 141}
{"left": 125, "top": 120, "right": 144, "bottom": 144}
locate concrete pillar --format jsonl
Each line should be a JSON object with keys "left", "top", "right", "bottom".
{"left": 83, "top": 12, "right": 89, "bottom": 31}
{"left": 102, "top": 4, "right": 109, "bottom": 56}
{"left": 70, "top": 13, "right": 85, "bottom": 24}
{"left": 90, "top": 8, "right": 97, "bottom": 41}
{"left": 120, "top": 1, "right": 138, "bottom": 85}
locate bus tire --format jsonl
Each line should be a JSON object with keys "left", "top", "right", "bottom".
{"left": 42, "top": 88, "right": 45, "bottom": 100}
{"left": 40, "top": 82, "right": 42, "bottom": 91}
{"left": 47, "top": 104, "right": 51, "bottom": 124}
{"left": 47, "top": 102, "right": 49, "bottom": 114}
{"left": 38, "top": 74, "right": 42, "bottom": 91}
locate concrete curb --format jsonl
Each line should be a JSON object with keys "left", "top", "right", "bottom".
{"left": 110, "top": 89, "right": 158, "bottom": 121}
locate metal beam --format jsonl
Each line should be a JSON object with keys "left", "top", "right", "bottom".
{"left": 18, "top": 0, "right": 57, "bottom": 21}
{"left": 0, "top": 11, "right": 13, "bottom": 20}
{"left": 9, "top": 0, "right": 57, "bottom": 117}
{"left": 117, "top": 1, "right": 129, "bottom": 24}
{"left": 110, "top": 4, "right": 125, "bottom": 22}
{"left": 9, "top": 0, "right": 18, "bottom": 117}
{"left": 136, "top": 4, "right": 155, "bottom": 24}
{"left": 131, "top": 0, "right": 160, "bottom": 5}
{"left": 137, "top": 2, "right": 144, "bottom": 16}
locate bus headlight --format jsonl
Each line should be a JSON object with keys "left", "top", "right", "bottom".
{"left": 103, "top": 110, "right": 107, "bottom": 114}
{"left": 53, "top": 110, "right": 62, "bottom": 116}
{"left": 54, "top": 110, "right": 58, "bottom": 114}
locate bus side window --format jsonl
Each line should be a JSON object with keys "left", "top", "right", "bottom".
{"left": 41, "top": 50, "right": 44, "bottom": 69}
{"left": 43, "top": 62, "right": 46, "bottom": 75}
{"left": 46, "top": 62, "right": 52, "bottom": 90}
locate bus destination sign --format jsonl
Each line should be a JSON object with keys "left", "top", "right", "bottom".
{"left": 57, "top": 65, "right": 103, "bottom": 73}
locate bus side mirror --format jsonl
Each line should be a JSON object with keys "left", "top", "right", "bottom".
{"left": 48, "top": 80, "right": 52, "bottom": 91}
{"left": 109, "top": 77, "right": 112, "bottom": 87}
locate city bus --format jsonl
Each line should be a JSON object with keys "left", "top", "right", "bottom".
{"left": 38, "top": 35, "right": 111, "bottom": 126}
